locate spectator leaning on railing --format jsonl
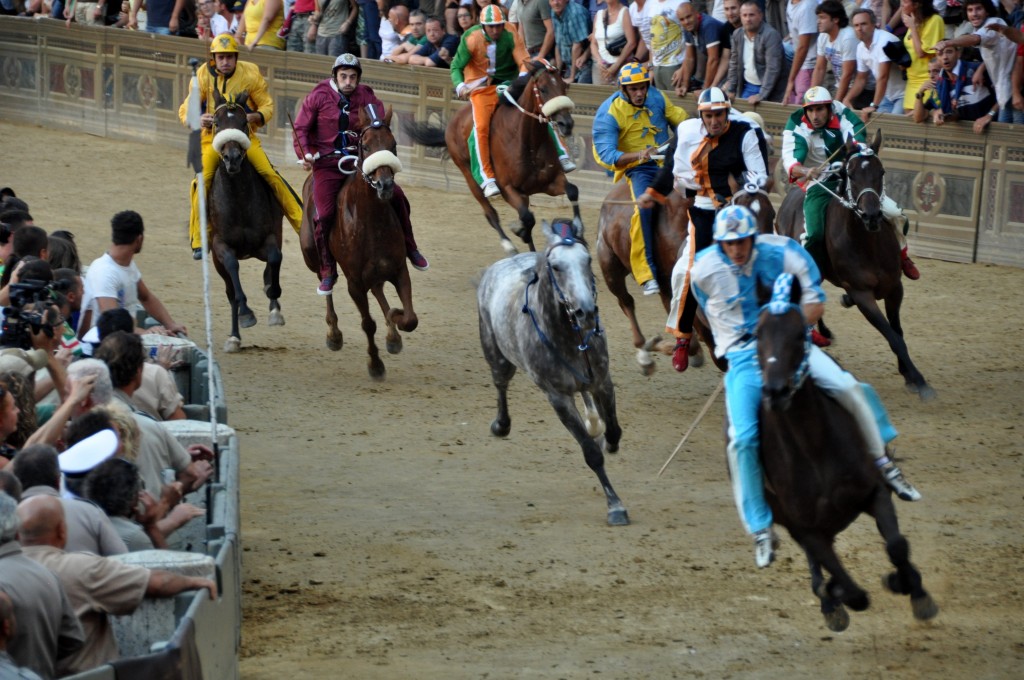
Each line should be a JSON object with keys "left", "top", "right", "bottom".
{"left": 811, "top": 0, "right": 860, "bottom": 104}
{"left": 722, "top": 0, "right": 787, "bottom": 104}
{"left": 845, "top": 8, "right": 907, "bottom": 119}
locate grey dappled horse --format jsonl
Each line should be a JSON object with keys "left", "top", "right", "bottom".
{"left": 477, "top": 218, "right": 628, "bottom": 526}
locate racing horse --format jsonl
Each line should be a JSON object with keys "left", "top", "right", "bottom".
{"left": 405, "top": 60, "right": 580, "bottom": 254}
{"left": 757, "top": 273, "right": 938, "bottom": 632}
{"left": 775, "top": 130, "right": 935, "bottom": 399}
{"left": 299, "top": 105, "right": 417, "bottom": 380}
{"left": 477, "top": 218, "right": 628, "bottom": 526}
{"left": 207, "top": 89, "right": 284, "bottom": 352}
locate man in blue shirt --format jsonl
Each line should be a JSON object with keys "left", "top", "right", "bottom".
{"left": 550, "top": 0, "right": 593, "bottom": 83}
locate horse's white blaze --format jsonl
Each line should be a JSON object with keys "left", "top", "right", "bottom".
{"left": 541, "top": 95, "right": 574, "bottom": 117}
{"left": 362, "top": 150, "right": 402, "bottom": 175}
{"left": 749, "top": 198, "right": 761, "bottom": 215}
{"left": 767, "top": 356, "right": 777, "bottom": 364}
{"left": 861, "top": 160, "right": 870, "bottom": 170}
{"left": 212, "top": 128, "right": 251, "bottom": 153}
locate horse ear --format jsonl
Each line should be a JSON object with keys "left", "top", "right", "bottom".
{"left": 358, "top": 106, "right": 369, "bottom": 128}
{"left": 571, "top": 215, "right": 584, "bottom": 241}
{"left": 213, "top": 89, "right": 226, "bottom": 107}
{"left": 234, "top": 90, "right": 249, "bottom": 107}
{"left": 384, "top": 106, "right": 394, "bottom": 126}
{"left": 789, "top": 277, "right": 803, "bottom": 305}
{"left": 870, "top": 128, "right": 883, "bottom": 155}
{"left": 755, "top": 277, "right": 773, "bottom": 306}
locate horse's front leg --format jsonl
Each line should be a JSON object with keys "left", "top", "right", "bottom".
{"left": 547, "top": 390, "right": 629, "bottom": 526}
{"left": 369, "top": 284, "right": 402, "bottom": 355}
{"left": 847, "top": 288, "right": 933, "bottom": 400}
{"left": 802, "top": 547, "right": 849, "bottom": 632}
{"left": 263, "top": 235, "right": 285, "bottom": 327}
{"left": 869, "top": 487, "right": 939, "bottom": 621}
{"left": 800, "top": 532, "right": 868, "bottom": 613}
{"left": 589, "top": 373, "right": 621, "bottom": 454}
{"left": 324, "top": 292, "right": 342, "bottom": 351}
{"left": 479, "top": 313, "right": 514, "bottom": 437}
{"left": 381, "top": 268, "right": 418, "bottom": 335}
{"left": 348, "top": 282, "right": 384, "bottom": 380}
{"left": 883, "top": 285, "right": 935, "bottom": 400}
{"left": 503, "top": 187, "right": 536, "bottom": 251}
{"left": 212, "top": 241, "right": 255, "bottom": 330}
{"left": 213, "top": 254, "right": 242, "bottom": 353}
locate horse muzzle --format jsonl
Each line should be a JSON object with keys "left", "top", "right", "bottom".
{"left": 762, "top": 384, "right": 794, "bottom": 412}
{"left": 220, "top": 150, "right": 244, "bottom": 175}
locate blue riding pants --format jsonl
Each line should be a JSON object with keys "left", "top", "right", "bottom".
{"left": 724, "top": 345, "right": 898, "bottom": 535}
{"left": 625, "top": 162, "right": 660, "bottom": 281}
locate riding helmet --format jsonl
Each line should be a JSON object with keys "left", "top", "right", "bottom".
{"left": 210, "top": 34, "right": 240, "bottom": 54}
{"left": 802, "top": 86, "right": 833, "bottom": 108}
{"left": 697, "top": 87, "right": 731, "bottom": 112}
{"left": 618, "top": 62, "right": 651, "bottom": 87}
{"left": 479, "top": 5, "right": 505, "bottom": 24}
{"left": 332, "top": 53, "right": 362, "bottom": 78}
{"left": 713, "top": 205, "right": 758, "bottom": 242}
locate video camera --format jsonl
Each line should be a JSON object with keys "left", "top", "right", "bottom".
{"left": 1, "top": 278, "right": 71, "bottom": 350}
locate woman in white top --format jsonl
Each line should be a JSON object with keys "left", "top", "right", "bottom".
{"left": 590, "top": 0, "right": 638, "bottom": 84}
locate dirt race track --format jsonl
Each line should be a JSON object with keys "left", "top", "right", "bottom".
{"left": 5, "top": 120, "right": 1023, "bottom": 679}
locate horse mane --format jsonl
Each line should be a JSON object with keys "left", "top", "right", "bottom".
{"left": 500, "top": 60, "right": 550, "bottom": 107}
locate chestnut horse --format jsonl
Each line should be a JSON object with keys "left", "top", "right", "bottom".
{"left": 207, "top": 89, "right": 284, "bottom": 353}
{"left": 298, "top": 105, "right": 417, "bottom": 380}
{"left": 757, "top": 273, "right": 938, "bottom": 631}
{"left": 405, "top": 60, "right": 580, "bottom": 254}
{"left": 775, "top": 131, "right": 934, "bottom": 399}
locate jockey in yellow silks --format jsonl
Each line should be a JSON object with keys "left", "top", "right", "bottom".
{"left": 592, "top": 62, "right": 687, "bottom": 296}
{"left": 178, "top": 34, "right": 303, "bottom": 259}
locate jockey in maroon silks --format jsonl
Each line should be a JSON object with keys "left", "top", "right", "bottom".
{"left": 293, "top": 53, "right": 430, "bottom": 295}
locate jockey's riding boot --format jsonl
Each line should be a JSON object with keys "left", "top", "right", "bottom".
{"left": 753, "top": 528, "right": 777, "bottom": 568}
{"left": 642, "top": 279, "right": 660, "bottom": 296}
{"left": 672, "top": 337, "right": 690, "bottom": 373}
{"left": 809, "top": 327, "right": 832, "bottom": 348}
{"left": 408, "top": 250, "right": 429, "bottom": 271}
{"left": 559, "top": 156, "right": 577, "bottom": 173}
{"left": 900, "top": 247, "right": 920, "bottom": 280}
{"left": 192, "top": 248, "right": 203, "bottom": 260}
{"left": 482, "top": 180, "right": 500, "bottom": 199}
{"left": 313, "top": 219, "right": 337, "bottom": 295}
{"left": 882, "top": 463, "right": 922, "bottom": 502}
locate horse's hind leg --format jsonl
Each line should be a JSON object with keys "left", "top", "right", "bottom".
{"left": 348, "top": 285, "right": 384, "bottom": 380}
{"left": 547, "top": 391, "right": 628, "bottom": 526}
{"left": 264, "top": 241, "right": 285, "bottom": 326}
{"left": 478, "top": 312, "right": 515, "bottom": 437}
{"left": 215, "top": 245, "right": 256, "bottom": 329}
{"left": 870, "top": 489, "right": 939, "bottom": 621}
{"left": 324, "top": 293, "right": 342, "bottom": 351}
{"left": 598, "top": 242, "right": 654, "bottom": 375}
{"left": 802, "top": 533, "right": 869, "bottom": 613}
{"left": 590, "top": 375, "right": 621, "bottom": 454}
{"left": 803, "top": 548, "right": 850, "bottom": 632}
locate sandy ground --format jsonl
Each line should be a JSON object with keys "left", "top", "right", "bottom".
{"left": 5, "top": 120, "right": 1023, "bottom": 679}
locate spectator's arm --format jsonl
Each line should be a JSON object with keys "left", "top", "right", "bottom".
{"left": 844, "top": 71, "right": 868, "bottom": 108}
{"left": 759, "top": 29, "right": 784, "bottom": 100}
{"left": 569, "top": 40, "right": 588, "bottom": 82}
{"left": 836, "top": 59, "right": 856, "bottom": 102}
{"left": 539, "top": 18, "right": 555, "bottom": 60}
{"left": 128, "top": 0, "right": 141, "bottom": 29}
{"left": 169, "top": 0, "right": 186, "bottom": 34}
{"left": 704, "top": 43, "right": 722, "bottom": 89}
{"left": 246, "top": 0, "right": 283, "bottom": 51}
{"left": 1013, "top": 55, "right": 1024, "bottom": 111}
{"left": 784, "top": 33, "right": 814, "bottom": 102}
{"left": 810, "top": 53, "right": 827, "bottom": 88}
{"left": 136, "top": 280, "right": 187, "bottom": 336}
{"left": 674, "top": 44, "right": 696, "bottom": 95}
{"left": 147, "top": 571, "right": 218, "bottom": 599}
{"left": 712, "top": 47, "right": 730, "bottom": 88}
{"left": 989, "top": 23, "right": 1024, "bottom": 45}
{"left": 23, "top": 373, "right": 98, "bottom": 447}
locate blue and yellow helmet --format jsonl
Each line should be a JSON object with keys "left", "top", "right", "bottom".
{"left": 618, "top": 62, "right": 651, "bottom": 87}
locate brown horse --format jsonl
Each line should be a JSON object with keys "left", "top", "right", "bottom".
{"left": 298, "top": 105, "right": 417, "bottom": 380}
{"left": 757, "top": 274, "right": 938, "bottom": 631}
{"left": 207, "top": 89, "right": 284, "bottom": 353}
{"left": 405, "top": 60, "right": 579, "bottom": 255}
{"left": 775, "top": 131, "right": 934, "bottom": 399}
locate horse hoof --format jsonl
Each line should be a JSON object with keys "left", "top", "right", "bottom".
{"left": 911, "top": 594, "right": 939, "bottom": 621}
{"left": 368, "top": 359, "right": 386, "bottom": 381}
{"left": 917, "top": 385, "right": 938, "bottom": 402}
{"left": 847, "top": 592, "right": 870, "bottom": 612}
{"left": 607, "top": 507, "right": 630, "bottom": 526}
{"left": 490, "top": 419, "right": 511, "bottom": 438}
{"left": 325, "top": 336, "right": 342, "bottom": 352}
{"left": 689, "top": 349, "right": 705, "bottom": 369}
{"left": 823, "top": 605, "right": 850, "bottom": 633}
{"left": 223, "top": 337, "right": 241, "bottom": 353}
{"left": 841, "top": 294, "right": 854, "bottom": 308}
{"left": 386, "top": 336, "right": 403, "bottom": 355}
{"left": 500, "top": 239, "right": 518, "bottom": 257}
{"left": 268, "top": 310, "right": 285, "bottom": 326}
{"left": 239, "top": 314, "right": 257, "bottom": 329}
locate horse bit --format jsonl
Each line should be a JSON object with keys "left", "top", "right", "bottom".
{"left": 808, "top": 148, "right": 883, "bottom": 224}
{"left": 522, "top": 237, "right": 603, "bottom": 385}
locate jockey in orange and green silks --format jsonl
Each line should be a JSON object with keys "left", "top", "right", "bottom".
{"left": 592, "top": 62, "right": 688, "bottom": 294}
{"left": 178, "top": 34, "right": 303, "bottom": 257}
{"left": 450, "top": 6, "right": 573, "bottom": 197}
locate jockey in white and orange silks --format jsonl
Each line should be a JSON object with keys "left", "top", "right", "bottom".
{"left": 178, "top": 34, "right": 303, "bottom": 260}
{"left": 449, "top": 5, "right": 575, "bottom": 199}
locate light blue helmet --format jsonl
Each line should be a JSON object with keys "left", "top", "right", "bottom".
{"left": 713, "top": 205, "right": 757, "bottom": 242}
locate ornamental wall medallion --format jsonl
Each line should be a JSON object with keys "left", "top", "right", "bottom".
{"left": 912, "top": 170, "right": 945, "bottom": 217}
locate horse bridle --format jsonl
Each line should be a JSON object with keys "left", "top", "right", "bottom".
{"left": 212, "top": 100, "right": 248, "bottom": 131}
{"left": 761, "top": 275, "right": 811, "bottom": 393}
{"left": 521, "top": 237, "right": 603, "bottom": 385}
{"left": 500, "top": 62, "right": 574, "bottom": 125}
{"left": 811, "top": 149, "right": 883, "bottom": 225}
{"left": 350, "top": 105, "right": 398, "bottom": 192}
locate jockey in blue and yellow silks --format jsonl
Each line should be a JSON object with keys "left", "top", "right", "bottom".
{"left": 178, "top": 34, "right": 303, "bottom": 259}
{"left": 592, "top": 62, "right": 687, "bottom": 296}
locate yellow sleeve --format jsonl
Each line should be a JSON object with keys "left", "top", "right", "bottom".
{"left": 666, "top": 99, "right": 689, "bottom": 128}
{"left": 920, "top": 15, "right": 944, "bottom": 56}
{"left": 247, "top": 66, "right": 274, "bottom": 126}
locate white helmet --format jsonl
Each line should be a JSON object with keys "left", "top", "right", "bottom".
{"left": 713, "top": 205, "right": 758, "bottom": 241}
{"left": 697, "top": 87, "right": 731, "bottom": 112}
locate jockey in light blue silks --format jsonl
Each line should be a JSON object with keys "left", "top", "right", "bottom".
{"left": 689, "top": 205, "right": 922, "bottom": 569}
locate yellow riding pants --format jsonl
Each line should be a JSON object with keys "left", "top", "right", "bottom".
{"left": 189, "top": 134, "right": 303, "bottom": 249}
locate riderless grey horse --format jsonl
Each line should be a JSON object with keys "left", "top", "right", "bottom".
{"left": 477, "top": 218, "right": 628, "bottom": 526}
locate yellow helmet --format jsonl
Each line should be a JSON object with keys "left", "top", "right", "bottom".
{"left": 210, "top": 34, "right": 240, "bottom": 54}
{"left": 618, "top": 62, "right": 651, "bottom": 86}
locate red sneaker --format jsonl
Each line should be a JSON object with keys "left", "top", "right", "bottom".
{"left": 672, "top": 338, "right": 690, "bottom": 372}
{"left": 900, "top": 248, "right": 920, "bottom": 280}
{"left": 810, "top": 328, "right": 832, "bottom": 348}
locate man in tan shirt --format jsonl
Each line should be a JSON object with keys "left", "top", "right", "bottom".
{"left": 17, "top": 496, "right": 217, "bottom": 676}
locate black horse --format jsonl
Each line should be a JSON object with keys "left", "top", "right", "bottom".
{"left": 775, "top": 130, "right": 934, "bottom": 399}
{"left": 207, "top": 89, "right": 284, "bottom": 352}
{"left": 757, "top": 274, "right": 938, "bottom": 632}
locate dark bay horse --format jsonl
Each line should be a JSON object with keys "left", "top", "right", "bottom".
{"left": 405, "top": 60, "right": 580, "bottom": 254}
{"left": 299, "top": 105, "right": 417, "bottom": 380}
{"left": 757, "top": 273, "right": 938, "bottom": 632}
{"left": 775, "top": 131, "right": 935, "bottom": 399}
{"left": 207, "top": 89, "right": 284, "bottom": 353}
{"left": 477, "top": 218, "right": 627, "bottom": 526}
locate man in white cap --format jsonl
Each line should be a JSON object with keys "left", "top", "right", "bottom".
{"left": 57, "top": 430, "right": 119, "bottom": 498}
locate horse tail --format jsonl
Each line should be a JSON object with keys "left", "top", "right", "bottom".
{"left": 404, "top": 120, "right": 449, "bottom": 150}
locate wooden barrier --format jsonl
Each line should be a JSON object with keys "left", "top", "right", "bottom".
{"left": 2, "top": 17, "right": 1022, "bottom": 267}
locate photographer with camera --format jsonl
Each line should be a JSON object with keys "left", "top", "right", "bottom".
{"left": 78, "top": 211, "right": 187, "bottom": 339}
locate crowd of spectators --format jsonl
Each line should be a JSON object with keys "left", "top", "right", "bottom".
{"left": 0, "top": 189, "right": 217, "bottom": 678}
{"left": 5, "top": 0, "right": 1024, "bottom": 128}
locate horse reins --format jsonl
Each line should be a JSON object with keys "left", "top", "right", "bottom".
{"left": 521, "top": 238, "right": 603, "bottom": 385}
{"left": 500, "top": 63, "right": 573, "bottom": 125}
{"left": 806, "top": 149, "right": 884, "bottom": 224}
